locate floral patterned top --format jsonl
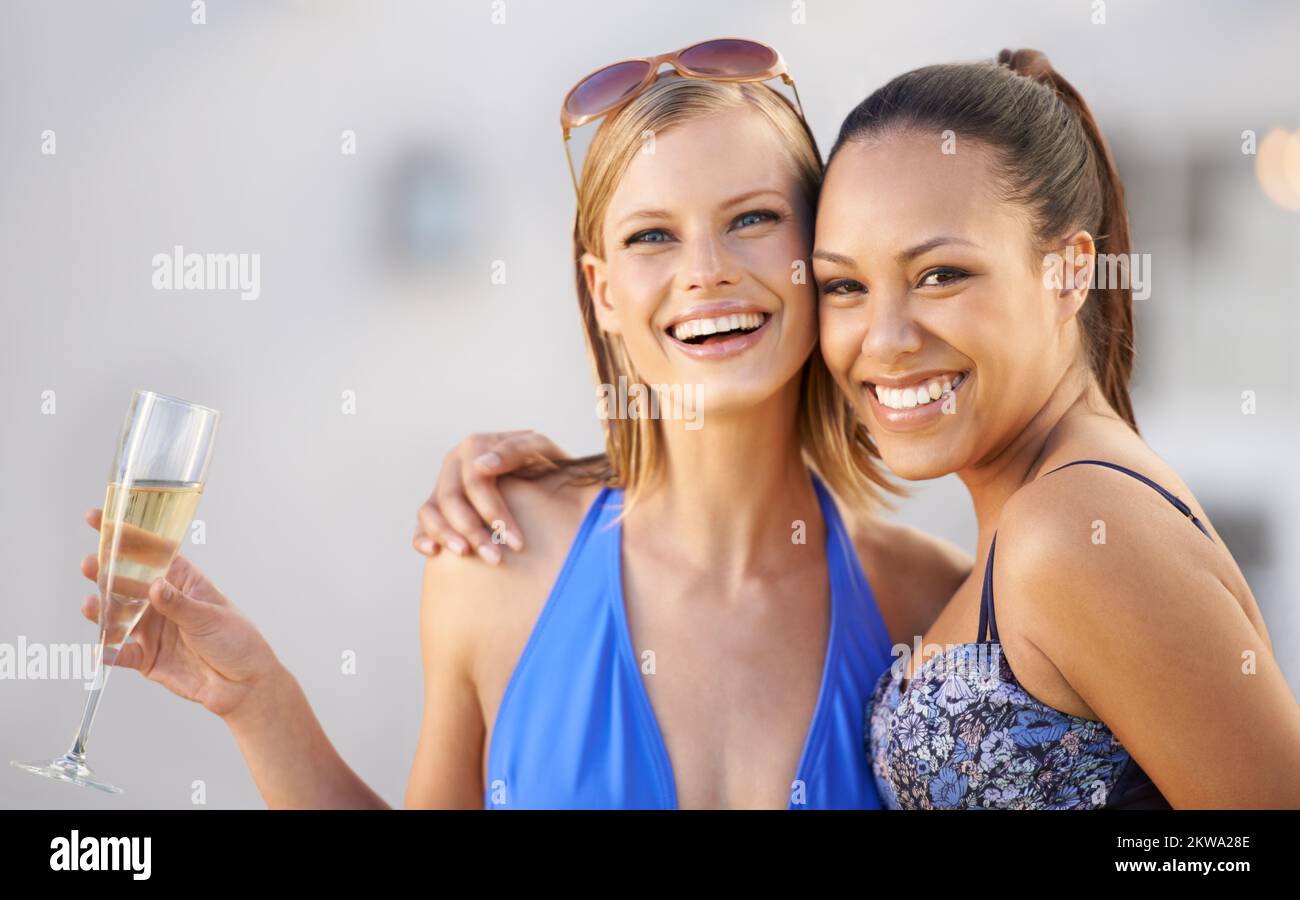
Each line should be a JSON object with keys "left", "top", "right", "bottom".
{"left": 867, "top": 460, "right": 1210, "bottom": 810}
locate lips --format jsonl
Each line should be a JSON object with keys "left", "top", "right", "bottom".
{"left": 663, "top": 304, "right": 774, "bottom": 361}
{"left": 867, "top": 370, "right": 969, "bottom": 411}
{"left": 665, "top": 309, "right": 771, "bottom": 342}
{"left": 666, "top": 314, "right": 773, "bottom": 360}
{"left": 863, "top": 369, "right": 972, "bottom": 432}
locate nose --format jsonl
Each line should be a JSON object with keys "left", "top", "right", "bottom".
{"left": 682, "top": 231, "right": 740, "bottom": 292}
{"left": 860, "top": 292, "right": 923, "bottom": 364}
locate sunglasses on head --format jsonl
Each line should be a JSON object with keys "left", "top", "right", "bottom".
{"left": 560, "top": 37, "right": 805, "bottom": 195}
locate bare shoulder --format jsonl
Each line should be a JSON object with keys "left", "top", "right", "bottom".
{"left": 498, "top": 469, "right": 604, "bottom": 540}
{"left": 997, "top": 456, "right": 1219, "bottom": 574}
{"left": 842, "top": 505, "right": 973, "bottom": 642}
{"left": 419, "top": 470, "right": 605, "bottom": 666}
{"left": 991, "top": 457, "right": 1228, "bottom": 642}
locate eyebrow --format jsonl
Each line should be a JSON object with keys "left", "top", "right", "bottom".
{"left": 615, "top": 189, "right": 788, "bottom": 228}
{"left": 813, "top": 236, "right": 981, "bottom": 268}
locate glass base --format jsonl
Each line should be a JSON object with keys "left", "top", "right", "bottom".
{"left": 11, "top": 754, "right": 125, "bottom": 794}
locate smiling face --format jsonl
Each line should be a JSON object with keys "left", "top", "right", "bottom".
{"left": 814, "top": 131, "right": 1093, "bottom": 480}
{"left": 581, "top": 105, "right": 818, "bottom": 416}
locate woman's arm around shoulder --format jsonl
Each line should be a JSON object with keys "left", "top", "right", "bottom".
{"left": 995, "top": 468, "right": 1300, "bottom": 808}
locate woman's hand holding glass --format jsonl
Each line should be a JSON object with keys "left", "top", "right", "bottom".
{"left": 79, "top": 507, "right": 282, "bottom": 721}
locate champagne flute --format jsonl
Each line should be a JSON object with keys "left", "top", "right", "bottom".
{"left": 11, "top": 390, "right": 219, "bottom": 793}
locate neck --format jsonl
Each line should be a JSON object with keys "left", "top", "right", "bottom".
{"left": 958, "top": 360, "right": 1112, "bottom": 541}
{"left": 626, "top": 375, "right": 821, "bottom": 581}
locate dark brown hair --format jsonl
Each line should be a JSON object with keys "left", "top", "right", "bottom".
{"left": 827, "top": 48, "right": 1138, "bottom": 431}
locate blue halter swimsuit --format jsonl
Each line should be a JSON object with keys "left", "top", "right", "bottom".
{"left": 484, "top": 473, "right": 895, "bottom": 809}
{"left": 868, "top": 459, "right": 1207, "bottom": 809}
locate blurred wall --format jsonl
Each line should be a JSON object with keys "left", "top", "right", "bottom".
{"left": 2, "top": 0, "right": 1297, "bottom": 809}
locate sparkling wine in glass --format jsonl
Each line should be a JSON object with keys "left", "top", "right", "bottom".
{"left": 11, "top": 390, "right": 219, "bottom": 793}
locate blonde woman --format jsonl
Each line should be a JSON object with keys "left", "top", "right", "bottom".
{"left": 78, "top": 40, "right": 969, "bottom": 809}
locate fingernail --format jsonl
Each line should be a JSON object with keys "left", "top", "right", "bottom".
{"left": 477, "top": 543, "right": 501, "bottom": 565}
{"left": 417, "top": 537, "right": 434, "bottom": 555}
{"left": 504, "top": 531, "right": 523, "bottom": 552}
{"left": 448, "top": 537, "right": 468, "bottom": 555}
{"left": 475, "top": 452, "right": 502, "bottom": 471}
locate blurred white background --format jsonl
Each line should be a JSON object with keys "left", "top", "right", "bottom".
{"left": 2, "top": 0, "right": 1297, "bottom": 809}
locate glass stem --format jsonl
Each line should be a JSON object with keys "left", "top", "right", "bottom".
{"left": 65, "top": 639, "right": 113, "bottom": 760}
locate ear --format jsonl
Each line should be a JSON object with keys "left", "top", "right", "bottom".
{"left": 581, "top": 251, "right": 621, "bottom": 335}
{"left": 1053, "top": 230, "right": 1096, "bottom": 323}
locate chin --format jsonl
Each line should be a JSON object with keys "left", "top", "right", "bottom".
{"left": 876, "top": 440, "right": 962, "bottom": 482}
{"left": 693, "top": 380, "right": 784, "bottom": 417}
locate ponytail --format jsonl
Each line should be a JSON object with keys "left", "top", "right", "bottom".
{"left": 997, "top": 49, "right": 1137, "bottom": 432}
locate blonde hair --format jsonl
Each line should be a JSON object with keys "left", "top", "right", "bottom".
{"left": 561, "top": 73, "right": 902, "bottom": 513}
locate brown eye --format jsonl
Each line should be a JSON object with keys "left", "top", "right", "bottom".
{"left": 919, "top": 267, "right": 968, "bottom": 288}
{"left": 821, "top": 279, "right": 865, "bottom": 296}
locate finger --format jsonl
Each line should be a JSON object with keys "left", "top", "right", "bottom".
{"left": 80, "top": 554, "right": 152, "bottom": 601}
{"left": 411, "top": 527, "right": 441, "bottom": 557}
{"left": 478, "top": 431, "right": 570, "bottom": 476}
{"left": 416, "top": 503, "right": 467, "bottom": 556}
{"left": 454, "top": 431, "right": 525, "bottom": 476}
{"left": 129, "top": 597, "right": 161, "bottom": 649}
{"left": 410, "top": 524, "right": 443, "bottom": 557}
{"left": 87, "top": 506, "right": 182, "bottom": 574}
{"left": 102, "top": 641, "right": 143, "bottom": 671}
{"left": 437, "top": 494, "right": 500, "bottom": 565}
{"left": 429, "top": 452, "right": 471, "bottom": 554}
{"left": 84, "top": 594, "right": 161, "bottom": 658}
{"left": 97, "top": 521, "right": 178, "bottom": 570}
{"left": 463, "top": 430, "right": 530, "bottom": 467}
{"left": 433, "top": 452, "right": 496, "bottom": 559}
{"left": 148, "top": 578, "right": 220, "bottom": 633}
{"left": 165, "top": 555, "right": 230, "bottom": 607}
{"left": 461, "top": 469, "right": 524, "bottom": 552}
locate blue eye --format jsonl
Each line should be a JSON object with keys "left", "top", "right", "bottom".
{"left": 734, "top": 210, "right": 779, "bottom": 229}
{"left": 626, "top": 228, "right": 671, "bottom": 245}
{"left": 625, "top": 210, "right": 780, "bottom": 246}
{"left": 919, "top": 267, "right": 968, "bottom": 287}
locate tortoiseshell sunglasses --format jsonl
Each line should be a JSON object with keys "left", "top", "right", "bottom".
{"left": 560, "top": 37, "right": 805, "bottom": 194}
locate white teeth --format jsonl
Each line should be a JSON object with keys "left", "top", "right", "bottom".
{"left": 671, "top": 312, "right": 765, "bottom": 342}
{"left": 872, "top": 372, "right": 968, "bottom": 410}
